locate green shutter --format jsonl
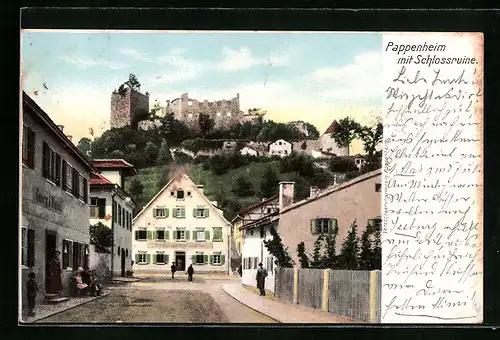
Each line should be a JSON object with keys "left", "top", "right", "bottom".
{"left": 193, "top": 208, "right": 197, "bottom": 217}
{"left": 173, "top": 209, "right": 177, "bottom": 218}
{"left": 192, "top": 255, "right": 196, "bottom": 263}
{"left": 135, "top": 254, "right": 140, "bottom": 263}
{"left": 164, "top": 208, "right": 169, "bottom": 218}
{"left": 204, "top": 255, "right": 209, "bottom": 264}
{"left": 185, "top": 231, "right": 190, "bottom": 240}
{"left": 165, "top": 230, "right": 170, "bottom": 240}
{"left": 221, "top": 254, "right": 225, "bottom": 265}
{"left": 209, "top": 255, "right": 214, "bottom": 264}
{"left": 165, "top": 255, "right": 169, "bottom": 264}
{"left": 135, "top": 230, "right": 140, "bottom": 240}
{"left": 147, "top": 230, "right": 153, "bottom": 240}
{"left": 152, "top": 254, "right": 157, "bottom": 264}
{"left": 205, "top": 230, "right": 210, "bottom": 240}
{"left": 332, "top": 218, "right": 338, "bottom": 232}
{"left": 181, "top": 207, "right": 186, "bottom": 218}
{"left": 205, "top": 208, "right": 209, "bottom": 218}
{"left": 146, "top": 254, "right": 151, "bottom": 264}
{"left": 328, "top": 219, "right": 333, "bottom": 233}
{"left": 310, "top": 219, "right": 317, "bottom": 235}
{"left": 152, "top": 209, "right": 156, "bottom": 218}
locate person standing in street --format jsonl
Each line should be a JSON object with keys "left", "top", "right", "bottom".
{"left": 170, "top": 262, "right": 177, "bottom": 279}
{"left": 256, "top": 263, "right": 268, "bottom": 296}
{"left": 187, "top": 264, "right": 194, "bottom": 282}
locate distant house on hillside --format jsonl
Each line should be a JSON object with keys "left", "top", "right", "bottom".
{"left": 240, "top": 146, "right": 259, "bottom": 157}
{"left": 318, "top": 120, "right": 349, "bottom": 156}
{"left": 268, "top": 139, "right": 292, "bottom": 157}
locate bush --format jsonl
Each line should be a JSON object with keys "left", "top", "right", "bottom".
{"left": 329, "top": 156, "right": 359, "bottom": 173}
{"left": 89, "top": 222, "right": 113, "bottom": 253}
{"left": 231, "top": 176, "right": 255, "bottom": 197}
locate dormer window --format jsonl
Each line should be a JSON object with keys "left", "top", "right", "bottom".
{"left": 177, "top": 190, "right": 185, "bottom": 199}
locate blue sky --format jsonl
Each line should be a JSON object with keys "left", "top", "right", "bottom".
{"left": 21, "top": 30, "right": 382, "bottom": 150}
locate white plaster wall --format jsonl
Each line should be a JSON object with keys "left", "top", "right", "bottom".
{"left": 241, "top": 228, "right": 275, "bottom": 293}
{"left": 269, "top": 140, "right": 292, "bottom": 157}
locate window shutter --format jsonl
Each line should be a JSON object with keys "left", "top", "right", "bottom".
{"left": 55, "top": 154, "right": 61, "bottom": 186}
{"left": 220, "top": 254, "right": 225, "bottom": 265}
{"left": 191, "top": 255, "right": 196, "bottom": 263}
{"left": 152, "top": 209, "right": 157, "bottom": 218}
{"left": 185, "top": 230, "right": 190, "bottom": 240}
{"left": 164, "top": 208, "right": 169, "bottom": 218}
{"left": 146, "top": 254, "right": 151, "bottom": 264}
{"left": 205, "top": 230, "right": 210, "bottom": 240}
{"left": 83, "top": 178, "right": 88, "bottom": 203}
{"left": 147, "top": 230, "right": 153, "bottom": 240}
{"left": 165, "top": 230, "right": 170, "bottom": 240}
{"left": 135, "top": 254, "right": 140, "bottom": 263}
{"left": 327, "top": 219, "right": 333, "bottom": 233}
{"left": 42, "top": 142, "right": 49, "bottom": 178}
{"left": 135, "top": 230, "right": 140, "bottom": 240}
{"left": 193, "top": 208, "right": 197, "bottom": 217}
{"left": 209, "top": 255, "right": 214, "bottom": 264}
{"left": 62, "top": 161, "right": 67, "bottom": 189}
{"left": 28, "top": 129, "right": 35, "bottom": 168}
{"left": 173, "top": 209, "right": 177, "bottom": 218}
{"left": 113, "top": 202, "right": 117, "bottom": 222}
{"left": 204, "top": 208, "right": 209, "bottom": 218}
{"left": 152, "top": 254, "right": 157, "bottom": 264}
{"left": 72, "top": 168, "right": 79, "bottom": 196}
{"left": 27, "top": 229, "right": 35, "bottom": 267}
{"left": 204, "top": 254, "right": 209, "bottom": 264}
{"left": 332, "top": 218, "right": 338, "bottom": 232}
{"left": 98, "top": 198, "right": 106, "bottom": 218}
{"left": 310, "top": 219, "right": 317, "bottom": 235}
{"left": 165, "top": 255, "right": 169, "bottom": 264}
{"left": 180, "top": 207, "right": 186, "bottom": 218}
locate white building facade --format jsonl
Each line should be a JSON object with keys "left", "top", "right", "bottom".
{"left": 132, "top": 174, "right": 231, "bottom": 274}
{"left": 21, "top": 92, "right": 94, "bottom": 307}
{"left": 240, "top": 146, "right": 259, "bottom": 157}
{"left": 268, "top": 139, "right": 292, "bottom": 157}
{"left": 318, "top": 120, "right": 349, "bottom": 156}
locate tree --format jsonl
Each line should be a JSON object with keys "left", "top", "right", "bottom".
{"left": 358, "top": 224, "right": 374, "bottom": 270}
{"left": 231, "top": 176, "right": 255, "bottom": 197}
{"left": 311, "top": 234, "right": 325, "bottom": 268}
{"left": 263, "top": 226, "right": 294, "bottom": 268}
{"left": 358, "top": 121, "right": 383, "bottom": 159}
{"left": 330, "top": 117, "right": 361, "bottom": 156}
{"left": 198, "top": 113, "right": 215, "bottom": 138}
{"left": 328, "top": 156, "right": 359, "bottom": 173}
{"left": 259, "top": 165, "right": 280, "bottom": 199}
{"left": 297, "top": 242, "right": 310, "bottom": 268}
{"left": 322, "top": 222, "right": 339, "bottom": 269}
{"left": 89, "top": 222, "right": 113, "bottom": 253}
{"left": 77, "top": 137, "right": 92, "bottom": 156}
{"left": 301, "top": 140, "right": 307, "bottom": 150}
{"left": 156, "top": 138, "right": 172, "bottom": 164}
{"left": 248, "top": 108, "right": 267, "bottom": 124}
{"left": 144, "top": 141, "right": 159, "bottom": 166}
{"left": 128, "top": 179, "right": 144, "bottom": 201}
{"left": 124, "top": 73, "right": 141, "bottom": 91}
{"left": 338, "top": 221, "right": 360, "bottom": 270}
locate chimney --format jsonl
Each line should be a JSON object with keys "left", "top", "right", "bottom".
{"left": 310, "top": 186, "right": 319, "bottom": 198}
{"left": 279, "top": 181, "right": 295, "bottom": 211}
{"left": 197, "top": 185, "right": 204, "bottom": 194}
{"left": 57, "top": 125, "right": 64, "bottom": 132}
{"left": 66, "top": 135, "right": 73, "bottom": 142}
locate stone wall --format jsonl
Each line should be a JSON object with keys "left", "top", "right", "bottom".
{"left": 110, "top": 88, "right": 150, "bottom": 129}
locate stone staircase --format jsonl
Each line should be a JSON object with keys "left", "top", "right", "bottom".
{"left": 44, "top": 293, "right": 69, "bottom": 304}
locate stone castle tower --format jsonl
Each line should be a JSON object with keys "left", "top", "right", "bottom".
{"left": 110, "top": 87, "right": 150, "bottom": 129}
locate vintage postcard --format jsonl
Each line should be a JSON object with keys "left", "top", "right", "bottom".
{"left": 19, "top": 29, "right": 483, "bottom": 324}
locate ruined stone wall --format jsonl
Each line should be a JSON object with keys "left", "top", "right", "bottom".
{"left": 110, "top": 88, "right": 150, "bottom": 129}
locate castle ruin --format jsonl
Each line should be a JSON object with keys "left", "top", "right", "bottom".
{"left": 110, "top": 87, "right": 150, "bottom": 129}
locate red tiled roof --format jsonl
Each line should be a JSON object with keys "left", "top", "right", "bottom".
{"left": 238, "top": 194, "right": 279, "bottom": 215}
{"left": 90, "top": 172, "right": 113, "bottom": 185}
{"left": 323, "top": 120, "right": 338, "bottom": 134}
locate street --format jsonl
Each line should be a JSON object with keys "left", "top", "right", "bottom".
{"left": 39, "top": 276, "right": 277, "bottom": 323}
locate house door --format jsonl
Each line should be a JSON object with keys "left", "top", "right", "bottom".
{"left": 121, "top": 249, "right": 126, "bottom": 277}
{"left": 175, "top": 252, "right": 185, "bottom": 271}
{"left": 45, "top": 230, "right": 57, "bottom": 292}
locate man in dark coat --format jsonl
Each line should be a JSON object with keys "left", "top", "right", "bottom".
{"left": 170, "top": 262, "right": 177, "bottom": 279}
{"left": 255, "top": 263, "right": 268, "bottom": 296}
{"left": 187, "top": 264, "right": 194, "bottom": 282}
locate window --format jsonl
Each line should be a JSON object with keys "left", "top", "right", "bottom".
{"left": 188, "top": 100, "right": 193, "bottom": 106}
{"left": 155, "top": 252, "right": 167, "bottom": 264}
{"left": 72, "top": 168, "right": 80, "bottom": 197}
{"left": 212, "top": 227, "right": 223, "bottom": 241}
{"left": 125, "top": 248, "right": 128, "bottom": 257}
{"left": 279, "top": 141, "right": 282, "bottom": 145}
{"left": 136, "top": 229, "right": 147, "bottom": 241}
{"left": 63, "top": 163, "right": 73, "bottom": 191}
{"left": 250, "top": 229, "right": 254, "bottom": 236}
{"left": 84, "top": 244, "right": 89, "bottom": 269}
{"left": 118, "top": 205, "right": 122, "bottom": 225}
{"left": 173, "top": 207, "right": 186, "bottom": 218}
{"left": 153, "top": 208, "right": 168, "bottom": 218}
{"left": 42, "top": 142, "right": 61, "bottom": 185}
{"left": 176, "top": 190, "right": 185, "bottom": 199}
{"left": 62, "top": 240, "right": 72, "bottom": 269}
{"left": 137, "top": 253, "right": 147, "bottom": 264}
{"left": 260, "top": 227, "right": 265, "bottom": 239}
{"left": 267, "top": 208, "right": 271, "bottom": 214}
{"left": 226, "top": 112, "right": 231, "bottom": 117}
{"left": 217, "top": 112, "right": 221, "bottom": 117}
{"left": 195, "top": 229, "right": 205, "bottom": 241}
{"left": 311, "top": 218, "right": 338, "bottom": 235}
{"left": 187, "top": 191, "right": 191, "bottom": 197}
{"left": 212, "top": 253, "right": 223, "bottom": 265}
{"left": 121, "top": 207, "right": 125, "bottom": 227}
{"left": 170, "top": 191, "right": 175, "bottom": 196}
{"left": 117, "top": 247, "right": 121, "bottom": 255}
{"left": 156, "top": 229, "right": 165, "bottom": 240}
{"left": 195, "top": 252, "right": 205, "bottom": 264}
{"left": 284, "top": 150, "right": 288, "bottom": 155}
{"left": 174, "top": 229, "right": 186, "bottom": 241}
{"left": 22, "top": 125, "right": 35, "bottom": 168}
{"left": 21, "top": 228, "right": 34, "bottom": 267}
{"left": 375, "top": 183, "right": 382, "bottom": 192}
{"left": 72, "top": 242, "right": 83, "bottom": 269}
{"left": 194, "top": 208, "right": 208, "bottom": 218}
{"left": 90, "top": 197, "right": 106, "bottom": 219}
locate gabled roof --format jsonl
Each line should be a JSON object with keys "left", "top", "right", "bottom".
{"left": 90, "top": 172, "right": 113, "bottom": 185}
{"left": 240, "top": 211, "right": 280, "bottom": 231}
{"left": 132, "top": 173, "right": 231, "bottom": 226}
{"left": 23, "top": 92, "right": 95, "bottom": 172}
{"left": 238, "top": 194, "right": 279, "bottom": 215}
{"left": 323, "top": 120, "right": 338, "bottom": 135}
{"left": 91, "top": 159, "right": 139, "bottom": 176}
{"left": 280, "top": 169, "right": 382, "bottom": 215}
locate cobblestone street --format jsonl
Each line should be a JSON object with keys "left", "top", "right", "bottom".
{"left": 38, "top": 276, "right": 277, "bottom": 323}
